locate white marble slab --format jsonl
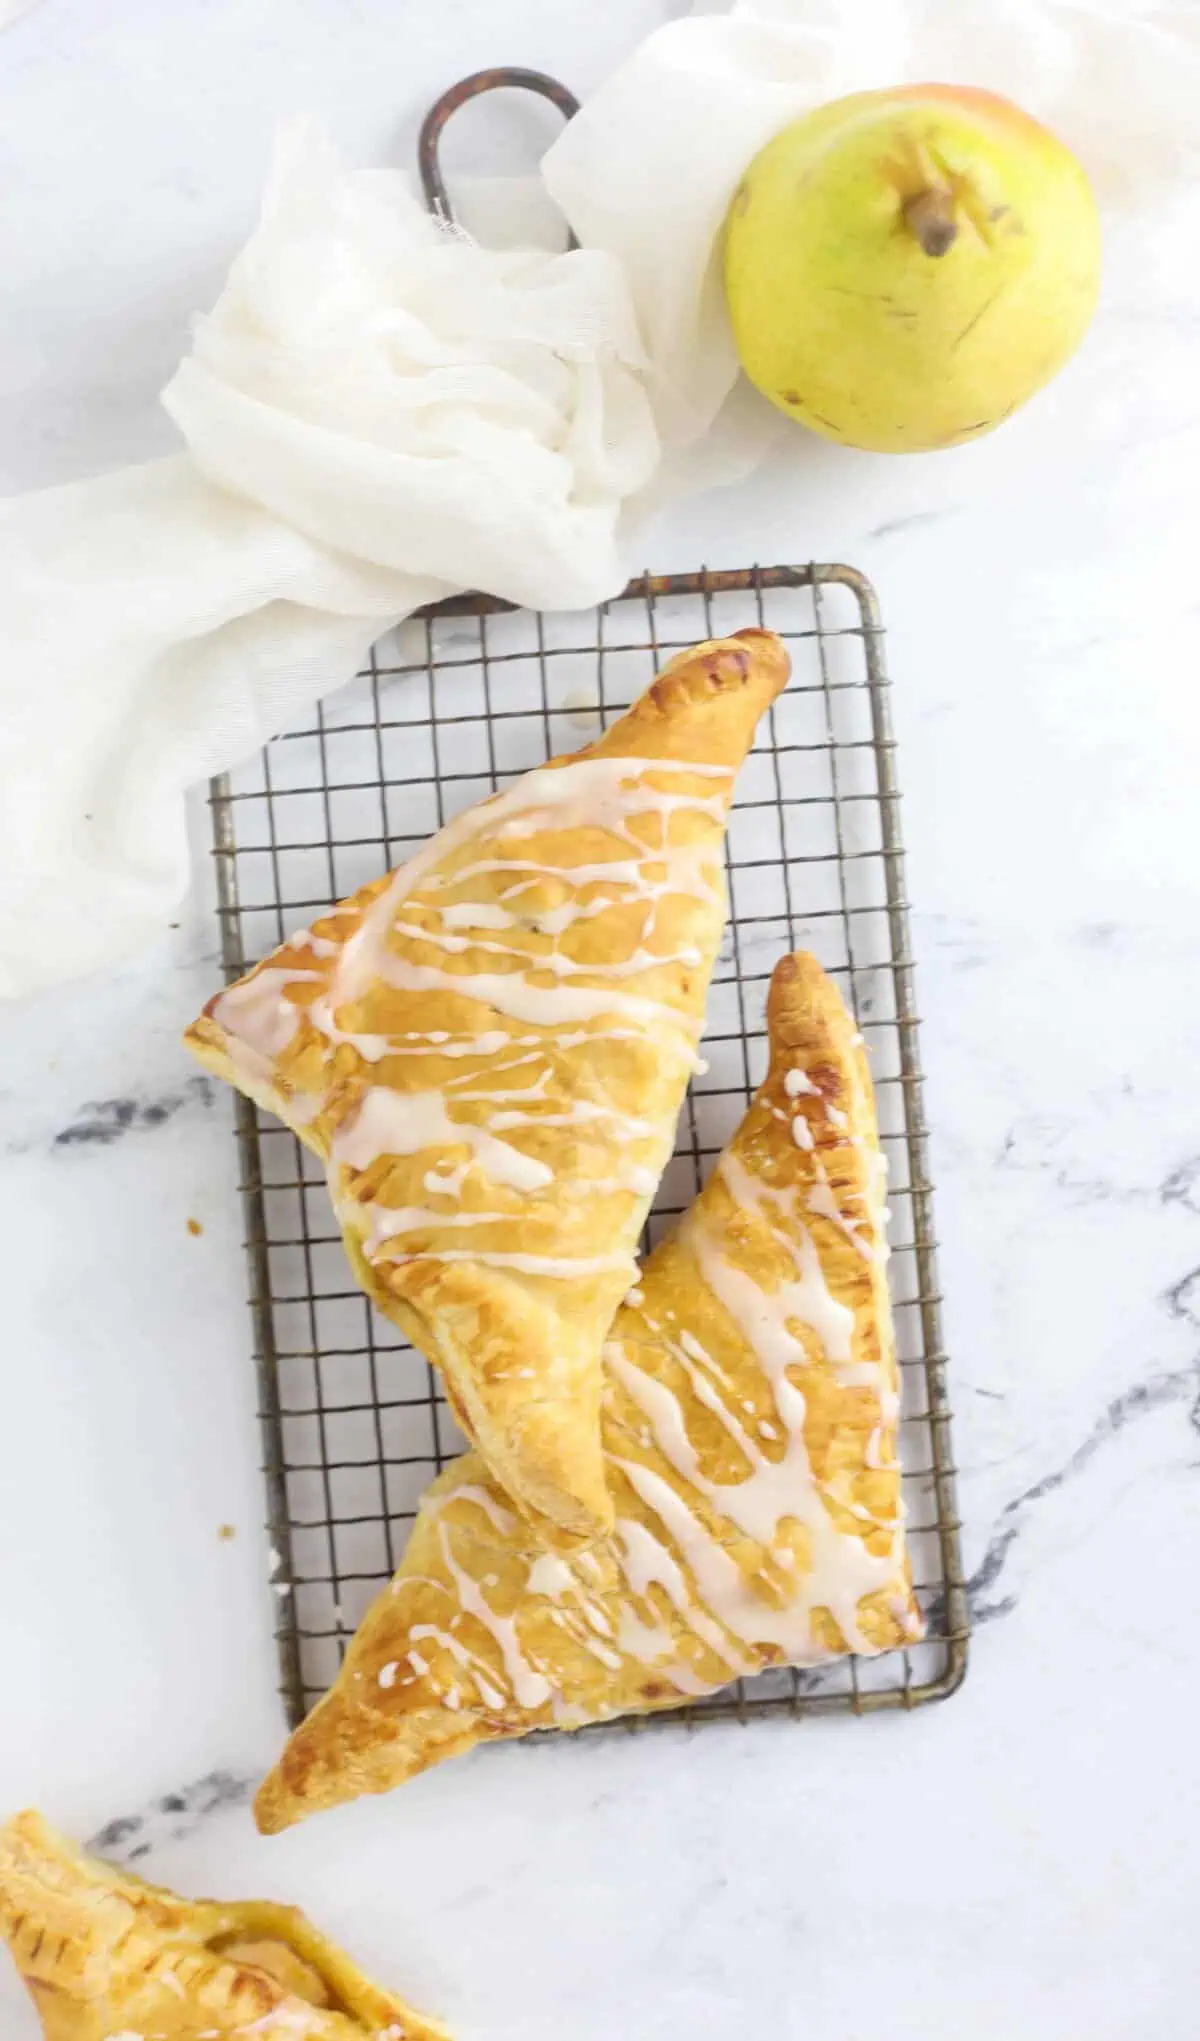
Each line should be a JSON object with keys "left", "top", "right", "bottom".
{"left": 1, "top": 3, "right": 1197, "bottom": 2037}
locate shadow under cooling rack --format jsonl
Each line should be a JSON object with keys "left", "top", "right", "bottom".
{"left": 209, "top": 562, "right": 969, "bottom": 1731}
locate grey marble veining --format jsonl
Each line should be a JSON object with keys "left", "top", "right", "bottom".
{"left": 89, "top": 1772, "right": 254, "bottom": 1866}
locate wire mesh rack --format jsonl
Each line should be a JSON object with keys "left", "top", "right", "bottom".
{"left": 208, "top": 563, "right": 968, "bottom": 1732}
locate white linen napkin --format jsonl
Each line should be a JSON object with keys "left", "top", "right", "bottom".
{"left": 2, "top": 0, "right": 1196, "bottom": 999}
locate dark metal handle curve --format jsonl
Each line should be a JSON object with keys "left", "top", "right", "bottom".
{"left": 418, "top": 67, "right": 581, "bottom": 245}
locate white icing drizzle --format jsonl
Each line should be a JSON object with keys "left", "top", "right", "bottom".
{"left": 486, "top": 1099, "right": 657, "bottom": 1138}
{"left": 606, "top": 1551, "right": 700, "bottom": 1683}
{"left": 580, "top": 1081, "right": 901, "bottom": 1668}
{"left": 609, "top": 1347, "right": 811, "bottom": 1554}
{"left": 490, "top": 775, "right": 728, "bottom": 848}
{"left": 678, "top": 1324, "right": 738, "bottom": 1397}
{"left": 808, "top": 1172, "right": 877, "bottom": 1262}
{"left": 332, "top": 1086, "right": 552, "bottom": 1193}
{"left": 434, "top": 1522, "right": 551, "bottom": 1709}
{"left": 616, "top": 1515, "right": 693, "bottom": 1613}
{"left": 550, "top": 1606, "right": 624, "bottom": 1674}
{"left": 612, "top": 1500, "right": 750, "bottom": 1670}
{"left": 443, "top": 1056, "right": 549, "bottom": 1099}
{"left": 615, "top": 1438, "right": 886, "bottom": 1663}
{"left": 213, "top": 966, "right": 320, "bottom": 1059}
{"left": 358, "top": 1205, "right": 515, "bottom": 1252}
{"left": 331, "top": 753, "right": 730, "bottom": 1007}
{"left": 241, "top": 2004, "right": 324, "bottom": 2035}
{"left": 616, "top": 1604, "right": 677, "bottom": 1667}
{"left": 358, "top": 1027, "right": 520, "bottom": 1062}
{"left": 451, "top": 1483, "right": 518, "bottom": 1532}
{"left": 526, "top": 1552, "right": 578, "bottom": 1599}
{"left": 287, "top": 925, "right": 339, "bottom": 958}
{"left": 428, "top": 882, "right": 713, "bottom": 942}
{"left": 321, "top": 759, "right": 724, "bottom": 1072}
{"left": 371, "top": 953, "right": 702, "bottom": 1033}
{"left": 685, "top": 1152, "right": 858, "bottom": 1372}
{"left": 390, "top": 919, "right": 704, "bottom": 981}
{"left": 445, "top": 850, "right": 715, "bottom": 906}
{"left": 581, "top": 1598, "right": 614, "bottom": 1638}
{"left": 406, "top": 1623, "right": 505, "bottom": 1709}
{"left": 212, "top": 1028, "right": 278, "bottom": 1096}
{"left": 584, "top": 1164, "right": 659, "bottom": 1197}
{"left": 438, "top": 901, "right": 515, "bottom": 930}
{"left": 786, "top": 1062, "right": 848, "bottom": 1132}
{"left": 379, "top": 1245, "right": 632, "bottom": 1279}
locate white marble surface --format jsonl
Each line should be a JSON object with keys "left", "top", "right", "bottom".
{"left": 2, "top": 3, "right": 1199, "bottom": 2037}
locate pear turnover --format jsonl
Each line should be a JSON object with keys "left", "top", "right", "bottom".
{"left": 0, "top": 1809, "right": 448, "bottom": 2041}
{"left": 186, "top": 630, "right": 790, "bottom": 1544}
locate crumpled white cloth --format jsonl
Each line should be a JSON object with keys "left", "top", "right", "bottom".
{"left": 2, "top": 0, "right": 1197, "bottom": 998}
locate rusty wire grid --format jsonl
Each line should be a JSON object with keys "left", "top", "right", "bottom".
{"left": 208, "top": 563, "right": 968, "bottom": 1731}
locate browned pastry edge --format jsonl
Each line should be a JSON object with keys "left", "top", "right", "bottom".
{"left": 0, "top": 1809, "right": 449, "bottom": 2039}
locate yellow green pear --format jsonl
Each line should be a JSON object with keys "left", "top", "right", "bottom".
{"left": 723, "top": 84, "right": 1101, "bottom": 453}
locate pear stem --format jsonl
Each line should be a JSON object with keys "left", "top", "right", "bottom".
{"left": 903, "top": 186, "right": 958, "bottom": 258}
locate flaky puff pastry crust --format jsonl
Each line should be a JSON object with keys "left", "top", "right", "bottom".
{"left": 186, "top": 630, "right": 790, "bottom": 1543}
{"left": 255, "top": 953, "right": 922, "bottom": 1833}
{"left": 0, "top": 1809, "right": 447, "bottom": 2040}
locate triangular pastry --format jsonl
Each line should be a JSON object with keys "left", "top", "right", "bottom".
{"left": 0, "top": 1808, "right": 447, "bottom": 2040}
{"left": 186, "top": 630, "right": 790, "bottom": 1542}
{"left": 254, "top": 952, "right": 923, "bottom": 1832}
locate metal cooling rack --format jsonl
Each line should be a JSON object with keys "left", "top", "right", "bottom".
{"left": 208, "top": 563, "right": 968, "bottom": 1730}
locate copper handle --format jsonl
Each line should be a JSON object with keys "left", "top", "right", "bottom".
{"left": 418, "top": 67, "right": 581, "bottom": 246}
